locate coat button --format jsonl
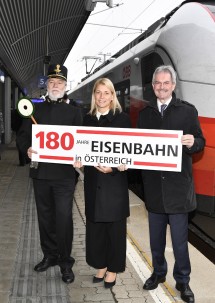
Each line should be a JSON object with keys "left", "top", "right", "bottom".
{"left": 162, "top": 176, "right": 165, "bottom": 180}
{"left": 97, "top": 186, "right": 101, "bottom": 189}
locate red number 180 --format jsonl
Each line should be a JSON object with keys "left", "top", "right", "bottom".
{"left": 36, "top": 131, "right": 74, "bottom": 150}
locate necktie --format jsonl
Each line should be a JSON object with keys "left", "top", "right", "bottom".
{"left": 161, "top": 104, "right": 167, "bottom": 116}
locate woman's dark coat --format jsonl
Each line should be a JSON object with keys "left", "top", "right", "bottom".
{"left": 137, "top": 93, "right": 205, "bottom": 214}
{"left": 83, "top": 110, "right": 131, "bottom": 222}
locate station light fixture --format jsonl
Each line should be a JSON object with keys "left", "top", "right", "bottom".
{"left": 43, "top": 55, "right": 51, "bottom": 65}
{"left": 85, "top": 0, "right": 113, "bottom": 11}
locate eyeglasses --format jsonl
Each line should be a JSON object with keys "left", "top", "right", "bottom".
{"left": 153, "top": 81, "right": 172, "bottom": 87}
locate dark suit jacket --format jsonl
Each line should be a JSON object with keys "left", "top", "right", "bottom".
{"left": 17, "top": 101, "right": 82, "bottom": 180}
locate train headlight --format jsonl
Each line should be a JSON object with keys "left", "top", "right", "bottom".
{"left": 133, "top": 57, "right": 140, "bottom": 65}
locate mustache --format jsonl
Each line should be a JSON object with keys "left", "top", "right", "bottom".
{"left": 158, "top": 89, "right": 168, "bottom": 92}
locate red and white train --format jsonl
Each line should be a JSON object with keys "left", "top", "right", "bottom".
{"left": 69, "top": 1, "right": 215, "bottom": 217}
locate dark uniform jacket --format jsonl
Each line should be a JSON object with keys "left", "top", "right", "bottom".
{"left": 11, "top": 109, "right": 23, "bottom": 132}
{"left": 137, "top": 93, "right": 205, "bottom": 214}
{"left": 17, "top": 100, "right": 82, "bottom": 180}
{"left": 83, "top": 110, "right": 131, "bottom": 222}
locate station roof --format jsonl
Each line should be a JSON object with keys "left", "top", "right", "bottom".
{"left": 0, "top": 0, "right": 91, "bottom": 97}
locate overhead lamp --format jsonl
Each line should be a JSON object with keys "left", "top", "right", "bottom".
{"left": 93, "top": 0, "right": 113, "bottom": 8}
{"left": 85, "top": 0, "right": 113, "bottom": 11}
{"left": 84, "top": 0, "right": 96, "bottom": 11}
{"left": 44, "top": 55, "right": 51, "bottom": 65}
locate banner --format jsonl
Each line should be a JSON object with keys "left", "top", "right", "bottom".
{"left": 31, "top": 124, "right": 183, "bottom": 171}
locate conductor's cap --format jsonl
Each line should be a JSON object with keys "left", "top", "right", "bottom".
{"left": 47, "top": 64, "right": 67, "bottom": 81}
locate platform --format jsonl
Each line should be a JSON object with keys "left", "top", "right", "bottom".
{"left": 0, "top": 141, "right": 214, "bottom": 303}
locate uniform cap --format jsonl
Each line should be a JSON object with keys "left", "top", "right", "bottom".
{"left": 47, "top": 64, "right": 67, "bottom": 81}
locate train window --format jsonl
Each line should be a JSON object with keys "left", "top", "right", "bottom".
{"left": 141, "top": 53, "right": 164, "bottom": 101}
{"left": 114, "top": 80, "right": 130, "bottom": 114}
{"left": 205, "top": 5, "right": 215, "bottom": 15}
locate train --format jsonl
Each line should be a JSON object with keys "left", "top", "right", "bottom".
{"left": 68, "top": 1, "right": 215, "bottom": 219}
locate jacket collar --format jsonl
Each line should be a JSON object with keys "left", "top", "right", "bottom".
{"left": 149, "top": 92, "right": 181, "bottom": 110}
{"left": 46, "top": 96, "right": 63, "bottom": 103}
{"left": 105, "top": 109, "right": 119, "bottom": 121}
{"left": 92, "top": 109, "right": 119, "bottom": 122}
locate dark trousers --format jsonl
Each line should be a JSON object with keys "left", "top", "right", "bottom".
{"left": 18, "top": 148, "right": 30, "bottom": 166}
{"left": 148, "top": 212, "right": 191, "bottom": 284}
{"left": 86, "top": 218, "right": 127, "bottom": 273}
{"left": 16, "top": 139, "right": 29, "bottom": 166}
{"left": 33, "top": 178, "right": 75, "bottom": 268}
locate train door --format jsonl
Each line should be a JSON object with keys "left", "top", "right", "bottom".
{"left": 114, "top": 80, "right": 145, "bottom": 199}
{"left": 131, "top": 52, "right": 174, "bottom": 200}
{"left": 127, "top": 53, "right": 164, "bottom": 200}
{"left": 114, "top": 80, "right": 130, "bottom": 114}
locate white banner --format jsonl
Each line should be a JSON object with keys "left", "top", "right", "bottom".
{"left": 31, "top": 124, "right": 183, "bottom": 171}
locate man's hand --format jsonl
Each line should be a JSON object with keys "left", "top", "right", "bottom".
{"left": 181, "top": 134, "right": 194, "bottom": 149}
{"left": 27, "top": 147, "right": 37, "bottom": 159}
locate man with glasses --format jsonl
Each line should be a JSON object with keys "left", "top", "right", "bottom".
{"left": 137, "top": 65, "right": 205, "bottom": 303}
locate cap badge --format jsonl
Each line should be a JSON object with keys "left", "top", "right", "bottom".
{"left": 54, "top": 64, "right": 61, "bottom": 74}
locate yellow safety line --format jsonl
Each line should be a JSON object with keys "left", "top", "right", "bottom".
{"left": 127, "top": 230, "right": 178, "bottom": 302}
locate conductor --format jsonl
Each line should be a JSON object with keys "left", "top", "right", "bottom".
{"left": 17, "top": 64, "right": 82, "bottom": 283}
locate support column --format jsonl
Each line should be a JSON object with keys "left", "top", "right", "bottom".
{"left": 4, "top": 76, "right": 11, "bottom": 144}
{"left": 13, "top": 86, "right": 19, "bottom": 109}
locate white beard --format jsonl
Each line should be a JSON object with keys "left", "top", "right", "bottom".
{"left": 48, "top": 90, "right": 65, "bottom": 101}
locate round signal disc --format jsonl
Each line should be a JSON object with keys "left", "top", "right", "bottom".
{"left": 17, "top": 98, "right": 34, "bottom": 118}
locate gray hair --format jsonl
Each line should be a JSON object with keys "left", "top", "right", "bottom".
{"left": 152, "top": 65, "right": 177, "bottom": 84}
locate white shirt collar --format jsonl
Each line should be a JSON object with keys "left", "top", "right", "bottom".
{"left": 96, "top": 109, "right": 109, "bottom": 120}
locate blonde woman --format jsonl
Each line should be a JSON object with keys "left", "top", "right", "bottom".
{"left": 75, "top": 78, "right": 131, "bottom": 288}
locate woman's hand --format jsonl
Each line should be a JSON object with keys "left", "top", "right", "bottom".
{"left": 73, "top": 160, "right": 83, "bottom": 168}
{"left": 27, "top": 147, "right": 37, "bottom": 159}
{"left": 117, "top": 164, "right": 127, "bottom": 171}
{"left": 95, "top": 164, "right": 112, "bottom": 174}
